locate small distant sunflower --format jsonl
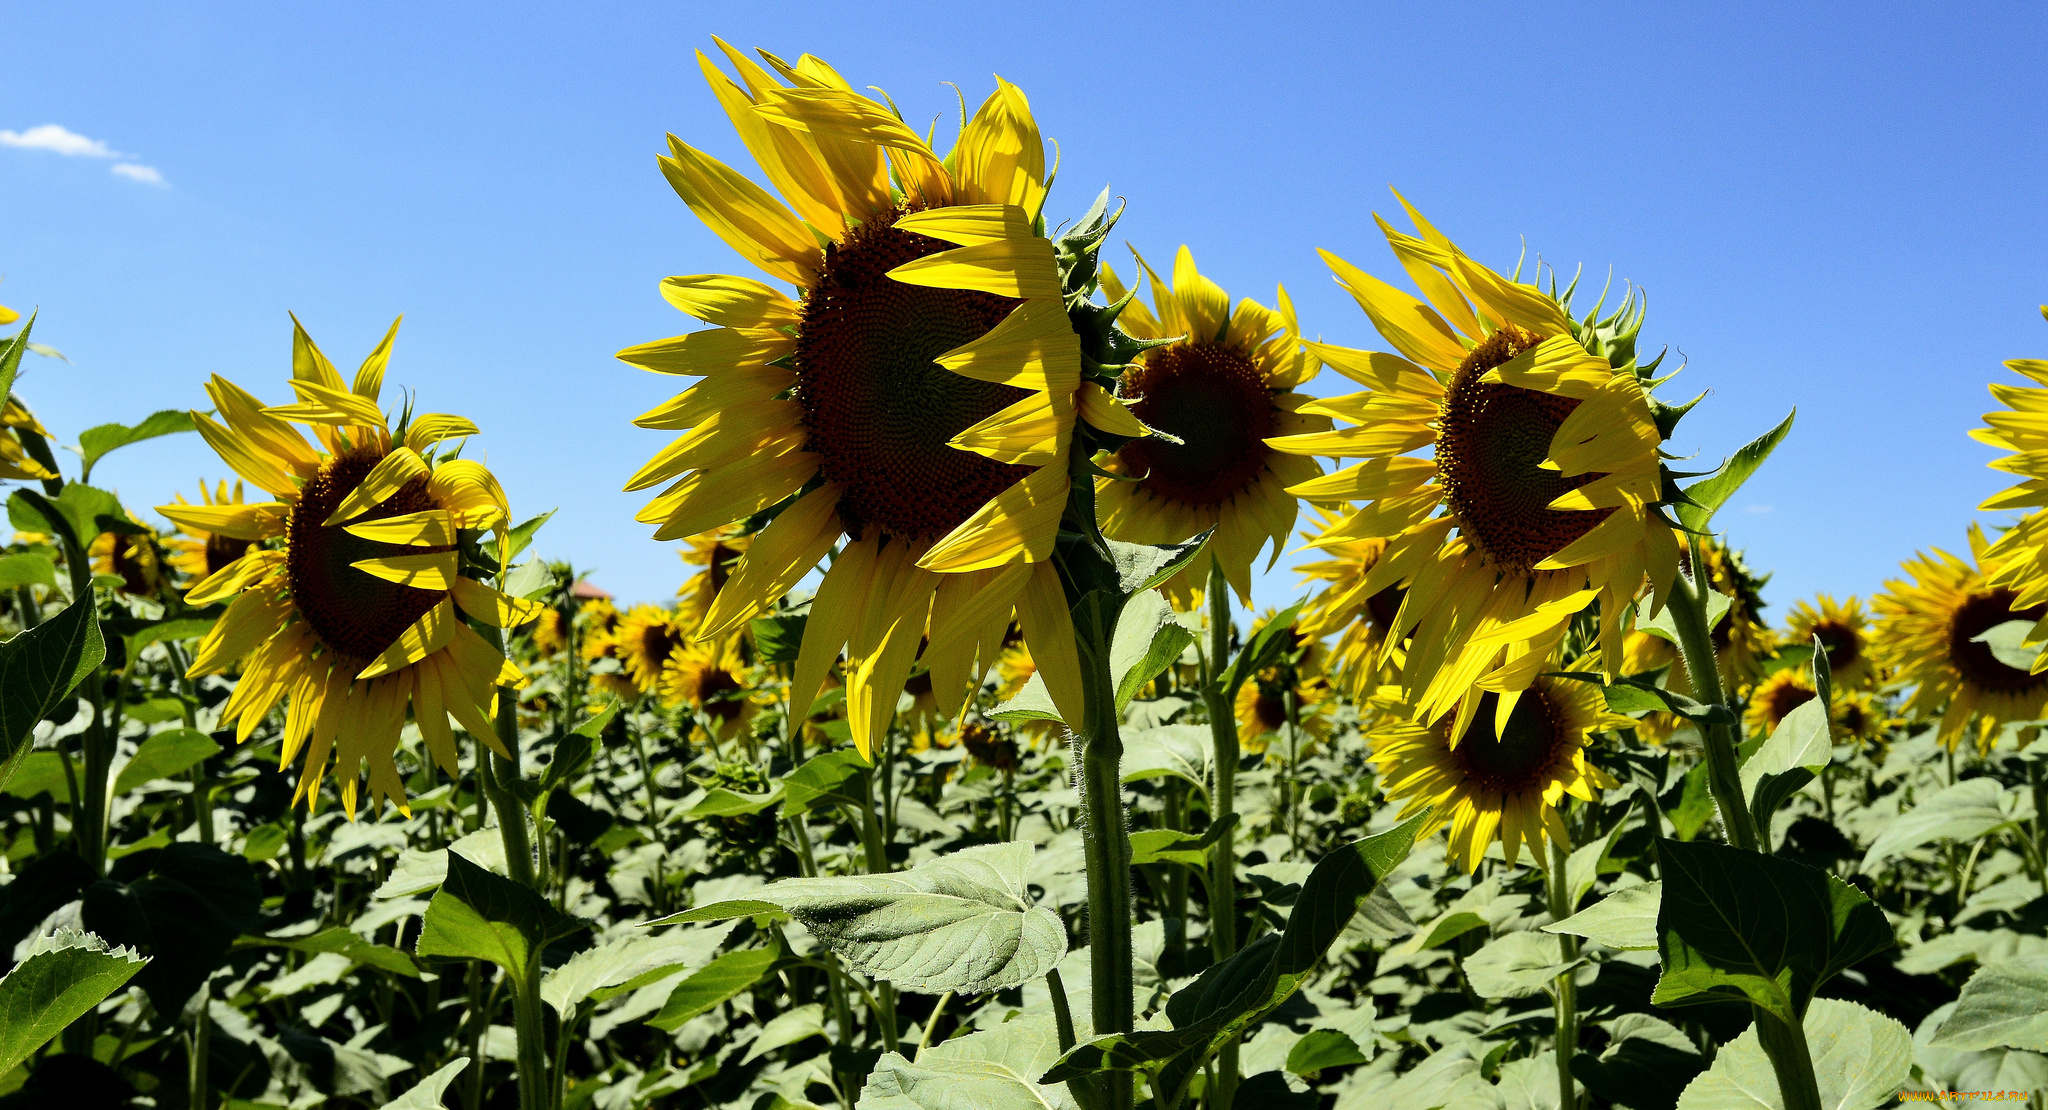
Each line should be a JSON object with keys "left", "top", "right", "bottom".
{"left": 1744, "top": 669, "right": 1815, "bottom": 738}
{"left": 578, "top": 597, "right": 621, "bottom": 661}
{"left": 621, "top": 42, "right": 1145, "bottom": 757}
{"left": 1295, "top": 511, "right": 1408, "bottom": 697}
{"left": 1833, "top": 689, "right": 1891, "bottom": 747}
{"left": 157, "top": 317, "right": 537, "bottom": 815}
{"left": 956, "top": 717, "right": 1021, "bottom": 771}
{"left": 1371, "top": 661, "right": 1626, "bottom": 872}
{"left": 1233, "top": 668, "right": 1334, "bottom": 758}
{"left": 531, "top": 606, "right": 570, "bottom": 658}
{"left": 1874, "top": 524, "right": 2048, "bottom": 749}
{"left": 0, "top": 394, "right": 57, "bottom": 482}
{"left": 1971, "top": 305, "right": 2048, "bottom": 619}
{"left": 1094, "top": 248, "right": 1328, "bottom": 605}
{"left": 614, "top": 605, "right": 684, "bottom": 697}
{"left": 677, "top": 525, "right": 750, "bottom": 627}
{"left": 90, "top": 528, "right": 163, "bottom": 598}
{"left": 661, "top": 637, "right": 757, "bottom": 740}
{"left": 165, "top": 481, "right": 256, "bottom": 583}
{"left": 1785, "top": 594, "right": 1875, "bottom": 690}
{"left": 1270, "top": 196, "right": 1684, "bottom": 726}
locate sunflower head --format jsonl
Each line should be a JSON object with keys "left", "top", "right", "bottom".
{"left": 1743, "top": 669, "right": 1816, "bottom": 738}
{"left": 1232, "top": 667, "right": 1333, "bottom": 758}
{"left": 1294, "top": 515, "right": 1408, "bottom": 697}
{"left": 957, "top": 718, "right": 1021, "bottom": 771}
{"left": 1372, "top": 658, "right": 1625, "bottom": 872}
{"left": 1094, "top": 247, "right": 1329, "bottom": 603}
{"left": 165, "top": 481, "right": 256, "bottom": 584}
{"left": 1785, "top": 594, "right": 1875, "bottom": 690}
{"left": 677, "top": 525, "right": 750, "bottom": 628}
{"left": 1832, "top": 689, "right": 1892, "bottom": 747}
{"left": 661, "top": 636, "right": 756, "bottom": 739}
{"left": 157, "top": 316, "right": 537, "bottom": 817}
{"left": 90, "top": 528, "right": 164, "bottom": 598}
{"left": 1270, "top": 194, "right": 1691, "bottom": 723}
{"left": 615, "top": 604, "right": 684, "bottom": 697}
{"left": 1972, "top": 305, "right": 2048, "bottom": 608}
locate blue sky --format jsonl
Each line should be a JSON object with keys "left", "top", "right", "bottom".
{"left": 5, "top": 1, "right": 2046, "bottom": 624}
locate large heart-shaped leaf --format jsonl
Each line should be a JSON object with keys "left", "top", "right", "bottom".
{"left": 0, "top": 595, "right": 105, "bottom": 794}
{"left": 1547, "top": 882, "right": 1662, "bottom": 951}
{"left": 1673, "top": 999, "right": 1907, "bottom": 1109}
{"left": 415, "top": 851, "right": 584, "bottom": 980}
{"left": 1858, "top": 778, "right": 2022, "bottom": 873}
{"left": 861, "top": 1014, "right": 1078, "bottom": 1110}
{"left": 1930, "top": 957, "right": 2048, "bottom": 1052}
{"left": 0, "top": 928, "right": 148, "bottom": 1077}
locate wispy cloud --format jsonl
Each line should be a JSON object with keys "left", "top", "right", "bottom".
{"left": 0, "top": 123, "right": 118, "bottom": 157}
{"left": 110, "top": 163, "right": 165, "bottom": 186}
{"left": 2, "top": 123, "right": 168, "bottom": 186}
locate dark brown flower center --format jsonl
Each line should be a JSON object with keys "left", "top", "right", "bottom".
{"left": 1366, "top": 584, "right": 1407, "bottom": 638}
{"left": 1445, "top": 690, "right": 1572, "bottom": 796}
{"left": 287, "top": 446, "right": 452, "bottom": 663}
{"left": 698, "top": 666, "right": 745, "bottom": 721}
{"left": 1760, "top": 678, "right": 1815, "bottom": 730}
{"left": 1437, "top": 326, "right": 1610, "bottom": 575}
{"left": 1252, "top": 687, "right": 1289, "bottom": 732}
{"left": 1949, "top": 589, "right": 2048, "bottom": 694}
{"left": 796, "top": 208, "right": 1035, "bottom": 541}
{"left": 1118, "top": 343, "right": 1274, "bottom": 506}
{"left": 204, "top": 533, "right": 252, "bottom": 577}
{"left": 107, "top": 536, "right": 154, "bottom": 597}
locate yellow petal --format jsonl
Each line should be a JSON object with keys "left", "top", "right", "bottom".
{"left": 847, "top": 542, "right": 938, "bottom": 758}
{"left": 919, "top": 463, "right": 1067, "bottom": 571}
{"left": 1170, "top": 246, "right": 1230, "bottom": 344}
{"left": 403, "top": 414, "right": 480, "bottom": 453}
{"left": 660, "top": 274, "right": 801, "bottom": 329}
{"left": 189, "top": 411, "right": 301, "bottom": 500}
{"left": 697, "top": 46, "right": 889, "bottom": 235}
{"left": 789, "top": 535, "right": 878, "bottom": 723}
{"left": 184, "top": 550, "right": 285, "bottom": 607}
{"left": 951, "top": 390, "right": 1070, "bottom": 466}
{"left": 933, "top": 298, "right": 1080, "bottom": 393}
{"left": 1267, "top": 423, "right": 1436, "bottom": 460}
{"left": 616, "top": 325, "right": 795, "bottom": 377}
{"left": 1302, "top": 343, "right": 1439, "bottom": 392}
{"left": 206, "top": 375, "right": 322, "bottom": 470}
{"left": 1016, "top": 561, "right": 1084, "bottom": 726}
{"left": 267, "top": 378, "right": 386, "bottom": 427}
{"left": 289, "top": 313, "right": 346, "bottom": 392}
{"left": 1445, "top": 253, "right": 1573, "bottom": 337}
{"left": 697, "top": 483, "right": 843, "bottom": 641}
{"left": 357, "top": 597, "right": 457, "bottom": 679}
{"left": 658, "top": 137, "right": 823, "bottom": 287}
{"left": 954, "top": 80, "right": 1047, "bottom": 216}
{"left": 622, "top": 400, "right": 806, "bottom": 492}
{"left": 323, "top": 447, "right": 429, "bottom": 526}
{"left": 425, "top": 458, "right": 511, "bottom": 533}
{"left": 1078, "top": 382, "right": 1149, "bottom": 438}
{"left": 888, "top": 238, "right": 1060, "bottom": 300}
{"left": 343, "top": 509, "right": 457, "bottom": 547}
{"left": 1285, "top": 457, "right": 1435, "bottom": 502}
{"left": 189, "top": 588, "right": 291, "bottom": 675}
{"left": 352, "top": 316, "right": 402, "bottom": 402}
{"left": 158, "top": 500, "right": 290, "bottom": 540}
{"left": 1320, "top": 249, "right": 1467, "bottom": 372}
{"left": 632, "top": 366, "right": 794, "bottom": 430}
{"left": 894, "top": 204, "right": 1034, "bottom": 248}
{"left": 352, "top": 551, "right": 458, "bottom": 591}
{"left": 753, "top": 87, "right": 951, "bottom": 207}
{"left": 645, "top": 449, "right": 819, "bottom": 540}
{"left": 451, "top": 576, "right": 543, "bottom": 628}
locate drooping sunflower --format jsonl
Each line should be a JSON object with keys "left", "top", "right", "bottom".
{"left": 165, "top": 481, "right": 256, "bottom": 583}
{"left": 1094, "top": 248, "right": 1328, "bottom": 605}
{"left": 157, "top": 318, "right": 537, "bottom": 816}
{"left": 621, "top": 43, "right": 1146, "bottom": 757}
{"left": 1785, "top": 594, "right": 1876, "bottom": 690}
{"left": 1270, "top": 197, "right": 1683, "bottom": 726}
{"left": 1972, "top": 305, "right": 2048, "bottom": 630}
{"left": 90, "top": 527, "right": 164, "bottom": 598}
{"left": 1874, "top": 524, "right": 2048, "bottom": 749}
{"left": 1294, "top": 511, "right": 1408, "bottom": 698}
{"left": 1743, "top": 669, "right": 1815, "bottom": 738}
{"left": 0, "top": 394, "right": 57, "bottom": 482}
{"left": 1371, "top": 658, "right": 1627, "bottom": 872}
{"left": 1233, "top": 668, "right": 1334, "bottom": 758}
{"left": 678, "top": 524, "right": 750, "bottom": 625}
{"left": 661, "top": 636, "right": 757, "bottom": 740}
{"left": 614, "top": 604, "right": 684, "bottom": 698}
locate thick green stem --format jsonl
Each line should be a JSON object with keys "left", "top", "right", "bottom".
{"left": 1199, "top": 559, "right": 1241, "bottom": 1109}
{"left": 1753, "top": 1011, "right": 1824, "bottom": 1110}
{"left": 1075, "top": 600, "right": 1134, "bottom": 1110}
{"left": 1666, "top": 569, "right": 1760, "bottom": 851}
{"left": 2030, "top": 759, "right": 2047, "bottom": 883}
{"left": 511, "top": 966, "right": 551, "bottom": 1110}
{"left": 188, "top": 985, "right": 212, "bottom": 1110}
{"left": 1547, "top": 840, "right": 1581, "bottom": 1110}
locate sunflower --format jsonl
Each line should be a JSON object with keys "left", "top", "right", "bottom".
{"left": 531, "top": 606, "right": 570, "bottom": 658}
{"left": 1270, "top": 197, "right": 1683, "bottom": 727}
{"left": 1972, "top": 305, "right": 2048, "bottom": 625}
{"left": 0, "top": 395, "right": 57, "bottom": 482}
{"left": 1093, "top": 248, "right": 1328, "bottom": 604}
{"left": 1743, "top": 669, "right": 1815, "bottom": 738}
{"left": 1293, "top": 511, "right": 1408, "bottom": 698}
{"left": 661, "top": 636, "right": 757, "bottom": 740}
{"left": 578, "top": 597, "right": 621, "bottom": 662}
{"left": 1874, "top": 524, "right": 2048, "bottom": 749}
{"left": 1785, "top": 594, "right": 1875, "bottom": 690}
{"left": 156, "top": 317, "right": 537, "bottom": 816}
{"left": 1833, "top": 689, "right": 1891, "bottom": 747}
{"left": 955, "top": 717, "right": 1022, "bottom": 771}
{"left": 1233, "top": 667, "right": 1334, "bottom": 758}
{"left": 165, "top": 481, "right": 256, "bottom": 583}
{"left": 678, "top": 525, "right": 750, "bottom": 625}
{"left": 620, "top": 43, "right": 1148, "bottom": 758}
{"left": 614, "top": 605, "right": 684, "bottom": 698}
{"left": 1371, "top": 659, "right": 1626, "bottom": 872}
{"left": 90, "top": 528, "right": 164, "bottom": 598}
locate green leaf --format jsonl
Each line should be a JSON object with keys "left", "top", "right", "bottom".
{"left": 259, "top": 926, "right": 422, "bottom": 978}
{"left": 123, "top": 617, "right": 215, "bottom": 656}
{"left": 781, "top": 749, "right": 871, "bottom": 817}
{"left": 1119, "top": 725, "right": 1210, "bottom": 788}
{"left": 751, "top": 610, "right": 808, "bottom": 664}
{"left": 988, "top": 671, "right": 1065, "bottom": 725}
{"left": 0, "top": 750, "right": 66, "bottom": 800}
{"left": 1857, "top": 778, "right": 2022, "bottom": 873}
{"left": 1546, "top": 882, "right": 1662, "bottom": 951}
{"left": 1106, "top": 532, "right": 1211, "bottom": 597}
{"left": 12, "top": 483, "right": 133, "bottom": 551}
{"left": 374, "top": 1057, "right": 472, "bottom": 1110}
{"left": 644, "top": 947, "right": 778, "bottom": 1031}
{"left": 1285, "top": 1029, "right": 1371, "bottom": 1076}
{"left": 685, "top": 785, "right": 783, "bottom": 818}
{"left": 1672, "top": 999, "right": 1907, "bottom": 1110}
{"left": 1741, "top": 696, "right": 1831, "bottom": 839}
{"left": 649, "top": 841, "right": 1064, "bottom": 994}
{"left": 1635, "top": 589, "right": 1733, "bottom": 648}
{"left": 414, "top": 851, "right": 585, "bottom": 979}
{"left": 1930, "top": 957, "right": 2048, "bottom": 1052}
{"left": 540, "top": 922, "right": 738, "bottom": 1016}
{"left": 1676, "top": 409, "right": 1795, "bottom": 532}
{"left": 860, "top": 1015, "right": 1077, "bottom": 1110}
{"left": 1570, "top": 1015, "right": 1705, "bottom": 1110}
{"left": 1128, "top": 813, "right": 1237, "bottom": 868}
{"left": 1218, "top": 598, "right": 1307, "bottom": 700}
{"left": 1652, "top": 838, "right": 1893, "bottom": 1025}
{"left": 0, "top": 927, "right": 148, "bottom": 1077}
{"left": 1463, "top": 931, "right": 1584, "bottom": 999}
{"left": 112, "top": 728, "right": 219, "bottom": 794}
{"left": 0, "top": 312, "right": 38, "bottom": 405}
{"left": 79, "top": 843, "right": 260, "bottom": 1016}
{"left": 1042, "top": 814, "right": 1428, "bottom": 1109}
{"left": 1111, "top": 589, "right": 1195, "bottom": 714}
{"left": 1970, "top": 619, "right": 2043, "bottom": 672}
{"left": 0, "top": 552, "right": 56, "bottom": 591}
{"left": 536, "top": 703, "right": 614, "bottom": 797}
{"left": 501, "top": 558, "right": 552, "bottom": 601}
{"left": 504, "top": 509, "right": 556, "bottom": 565}
{"left": 0, "top": 596, "right": 105, "bottom": 794}
{"left": 742, "top": 1002, "right": 825, "bottom": 1064}
{"left": 76, "top": 410, "right": 194, "bottom": 476}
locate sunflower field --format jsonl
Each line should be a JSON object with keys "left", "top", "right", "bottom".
{"left": 6, "top": 43, "right": 2048, "bottom": 1110}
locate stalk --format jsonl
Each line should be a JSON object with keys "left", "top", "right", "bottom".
{"left": 510, "top": 964, "right": 550, "bottom": 1110}
{"left": 1074, "top": 596, "right": 1134, "bottom": 1110}
{"left": 1198, "top": 558, "right": 1241, "bottom": 1107}
{"left": 1546, "top": 840, "right": 1581, "bottom": 1110}
{"left": 1665, "top": 566, "right": 1759, "bottom": 851}
{"left": 2031, "top": 759, "right": 2047, "bottom": 884}
{"left": 1752, "top": 1011, "right": 1824, "bottom": 1110}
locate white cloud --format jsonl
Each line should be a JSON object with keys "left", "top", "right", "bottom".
{"left": 0, "top": 123, "right": 118, "bottom": 157}
{"left": 110, "top": 163, "right": 165, "bottom": 186}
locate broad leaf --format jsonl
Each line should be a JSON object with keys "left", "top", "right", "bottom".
{"left": 541, "top": 922, "right": 737, "bottom": 1016}
{"left": 112, "top": 728, "right": 220, "bottom": 794}
{"left": 782, "top": 749, "right": 872, "bottom": 817}
{"left": 0, "top": 552, "right": 56, "bottom": 591}
{"left": 1128, "top": 814, "right": 1237, "bottom": 869}
{"left": 861, "top": 1015, "right": 1078, "bottom": 1110}
{"left": 742, "top": 1002, "right": 825, "bottom": 1064}
{"left": 415, "top": 851, "right": 584, "bottom": 979}
{"left": 12, "top": 483, "right": 134, "bottom": 551}
{"left": 1285, "top": 1028, "right": 1371, "bottom": 1076}
{"left": 1970, "top": 620, "right": 2042, "bottom": 672}
{"left": 1676, "top": 409, "right": 1795, "bottom": 532}
{"left": 375, "top": 1057, "right": 471, "bottom": 1110}
{"left": 651, "top": 841, "right": 1064, "bottom": 994}
{"left": 1111, "top": 590, "right": 1195, "bottom": 713}
{"left": 1119, "top": 725, "right": 1210, "bottom": 788}
{"left": 1858, "top": 778, "right": 2022, "bottom": 873}
{"left": 1930, "top": 957, "right": 2048, "bottom": 1052}
{"left": 1652, "top": 838, "right": 1893, "bottom": 1026}
{"left": 1673, "top": 999, "right": 1907, "bottom": 1110}
{"left": 1547, "top": 882, "right": 1662, "bottom": 951}
{"left": 1464, "top": 931, "right": 1584, "bottom": 999}
{"left": 0, "top": 595, "right": 105, "bottom": 794}
{"left": 1742, "top": 697, "right": 1831, "bottom": 839}
{"left": 1634, "top": 588, "right": 1733, "bottom": 648}
{"left": 76, "top": 410, "right": 194, "bottom": 476}
{"left": 0, "top": 928, "right": 148, "bottom": 1077}
{"left": 270, "top": 926, "right": 421, "bottom": 978}
{"left": 645, "top": 947, "right": 778, "bottom": 1031}
{"left": 80, "top": 842, "right": 261, "bottom": 1016}
{"left": 1106, "top": 533, "right": 1211, "bottom": 597}
{"left": 1218, "top": 598, "right": 1307, "bottom": 700}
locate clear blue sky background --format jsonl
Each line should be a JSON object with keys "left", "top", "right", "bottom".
{"left": 6, "top": 2, "right": 2046, "bottom": 624}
